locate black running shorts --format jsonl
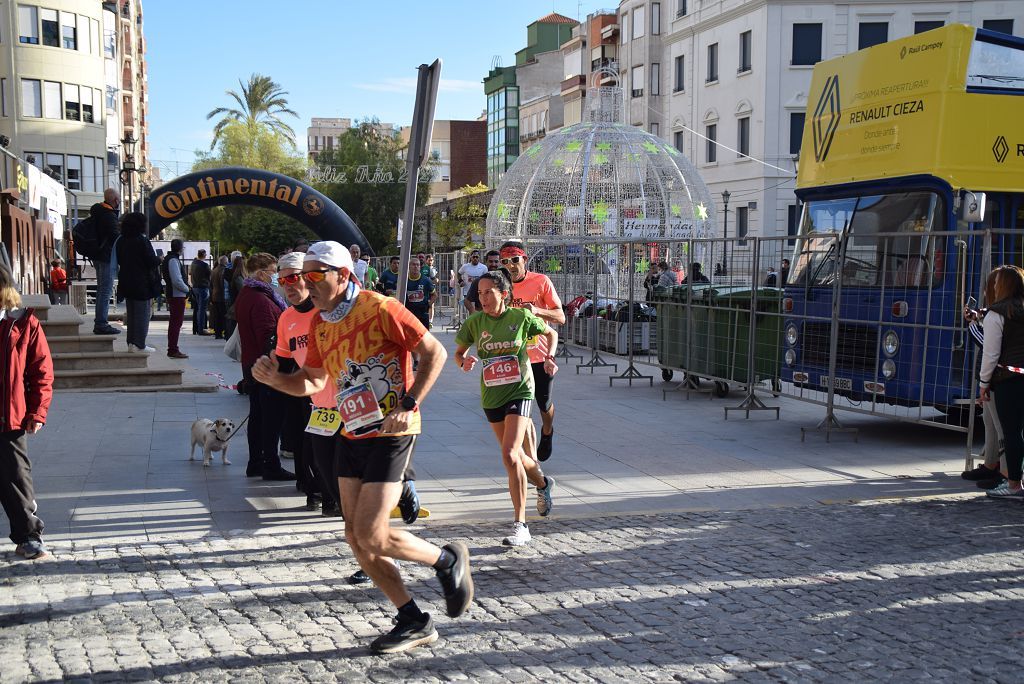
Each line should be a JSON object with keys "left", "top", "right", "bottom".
{"left": 335, "top": 434, "right": 416, "bottom": 483}
{"left": 483, "top": 398, "right": 533, "bottom": 424}
{"left": 531, "top": 361, "right": 554, "bottom": 412}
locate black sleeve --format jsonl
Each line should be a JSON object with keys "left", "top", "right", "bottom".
{"left": 466, "top": 278, "right": 480, "bottom": 306}
{"left": 96, "top": 210, "right": 119, "bottom": 244}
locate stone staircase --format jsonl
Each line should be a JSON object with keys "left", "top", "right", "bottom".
{"left": 24, "top": 295, "right": 216, "bottom": 393}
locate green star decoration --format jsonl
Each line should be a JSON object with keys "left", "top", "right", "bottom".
{"left": 671, "top": 204, "right": 682, "bottom": 217}
{"left": 642, "top": 141, "right": 660, "bottom": 154}
{"left": 592, "top": 201, "right": 610, "bottom": 224}
{"left": 636, "top": 257, "right": 650, "bottom": 274}
{"left": 553, "top": 203, "right": 565, "bottom": 218}
{"left": 553, "top": 158, "right": 566, "bottom": 167}
{"left": 667, "top": 145, "right": 681, "bottom": 155}
{"left": 595, "top": 142, "right": 612, "bottom": 152}
{"left": 591, "top": 153, "right": 609, "bottom": 165}
{"left": 497, "top": 202, "right": 511, "bottom": 220}
{"left": 565, "top": 141, "right": 583, "bottom": 152}
{"left": 529, "top": 210, "right": 541, "bottom": 223}
{"left": 695, "top": 203, "right": 709, "bottom": 220}
{"left": 544, "top": 257, "right": 562, "bottom": 273}
{"left": 526, "top": 143, "right": 543, "bottom": 157}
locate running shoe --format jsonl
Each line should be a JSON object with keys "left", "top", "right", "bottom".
{"left": 398, "top": 480, "right": 420, "bottom": 525}
{"left": 369, "top": 613, "right": 438, "bottom": 654}
{"left": 986, "top": 482, "right": 1024, "bottom": 499}
{"left": 502, "top": 521, "right": 532, "bottom": 547}
{"left": 978, "top": 477, "right": 1007, "bottom": 490}
{"left": 348, "top": 569, "right": 372, "bottom": 585}
{"left": 962, "top": 464, "right": 1002, "bottom": 480}
{"left": 435, "top": 541, "right": 473, "bottom": 618}
{"left": 321, "top": 502, "right": 343, "bottom": 518}
{"left": 536, "top": 476, "right": 555, "bottom": 517}
{"left": 537, "top": 430, "right": 553, "bottom": 462}
{"left": 15, "top": 540, "right": 49, "bottom": 560}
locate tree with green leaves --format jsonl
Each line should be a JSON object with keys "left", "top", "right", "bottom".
{"left": 431, "top": 184, "right": 490, "bottom": 250}
{"left": 206, "top": 74, "right": 298, "bottom": 150}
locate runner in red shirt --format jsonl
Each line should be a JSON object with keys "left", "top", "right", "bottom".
{"left": 500, "top": 241, "right": 565, "bottom": 462}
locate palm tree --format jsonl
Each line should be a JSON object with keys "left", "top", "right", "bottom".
{"left": 206, "top": 74, "right": 298, "bottom": 150}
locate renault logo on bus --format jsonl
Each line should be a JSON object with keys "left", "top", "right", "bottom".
{"left": 813, "top": 75, "right": 841, "bottom": 163}
{"left": 993, "top": 135, "right": 1010, "bottom": 163}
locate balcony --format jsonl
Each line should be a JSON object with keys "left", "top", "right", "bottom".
{"left": 592, "top": 58, "right": 618, "bottom": 73}
{"left": 561, "top": 74, "right": 586, "bottom": 95}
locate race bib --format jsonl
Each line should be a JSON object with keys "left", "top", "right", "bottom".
{"left": 482, "top": 355, "right": 521, "bottom": 387}
{"left": 305, "top": 408, "right": 341, "bottom": 436}
{"left": 408, "top": 290, "right": 424, "bottom": 303}
{"left": 337, "top": 383, "right": 385, "bottom": 431}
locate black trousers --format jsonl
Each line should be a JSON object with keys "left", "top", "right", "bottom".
{"left": 244, "top": 369, "right": 286, "bottom": 474}
{"left": 0, "top": 430, "right": 44, "bottom": 544}
{"left": 283, "top": 397, "right": 319, "bottom": 495}
{"left": 211, "top": 301, "right": 227, "bottom": 339}
{"left": 994, "top": 375, "right": 1024, "bottom": 481}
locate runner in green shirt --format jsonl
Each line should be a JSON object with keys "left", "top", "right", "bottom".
{"left": 454, "top": 269, "right": 558, "bottom": 546}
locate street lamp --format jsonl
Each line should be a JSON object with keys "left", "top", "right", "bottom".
{"left": 721, "top": 189, "right": 731, "bottom": 277}
{"left": 119, "top": 133, "right": 138, "bottom": 211}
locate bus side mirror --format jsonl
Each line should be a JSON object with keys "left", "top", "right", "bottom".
{"left": 962, "top": 191, "right": 986, "bottom": 223}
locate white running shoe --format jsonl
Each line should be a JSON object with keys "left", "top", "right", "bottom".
{"left": 536, "top": 476, "right": 555, "bottom": 517}
{"left": 128, "top": 344, "right": 156, "bottom": 353}
{"left": 280, "top": 450, "right": 295, "bottom": 460}
{"left": 502, "top": 521, "right": 531, "bottom": 546}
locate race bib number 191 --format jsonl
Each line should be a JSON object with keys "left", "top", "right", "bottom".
{"left": 305, "top": 408, "right": 341, "bottom": 436}
{"left": 482, "top": 355, "right": 521, "bottom": 387}
{"left": 337, "top": 383, "right": 385, "bottom": 431}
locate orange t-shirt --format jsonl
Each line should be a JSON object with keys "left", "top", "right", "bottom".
{"left": 275, "top": 305, "right": 335, "bottom": 409}
{"left": 304, "top": 290, "right": 426, "bottom": 439}
{"left": 509, "top": 271, "right": 562, "bottom": 363}
{"left": 50, "top": 267, "right": 68, "bottom": 292}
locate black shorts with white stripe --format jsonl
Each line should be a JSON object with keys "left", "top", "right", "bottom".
{"left": 483, "top": 399, "right": 533, "bottom": 424}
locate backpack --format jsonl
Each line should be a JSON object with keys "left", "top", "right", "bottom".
{"left": 72, "top": 216, "right": 100, "bottom": 259}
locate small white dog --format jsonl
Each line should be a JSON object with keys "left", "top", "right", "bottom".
{"left": 189, "top": 418, "right": 236, "bottom": 467}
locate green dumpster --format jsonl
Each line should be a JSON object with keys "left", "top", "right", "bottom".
{"left": 654, "top": 284, "right": 715, "bottom": 374}
{"left": 706, "top": 286, "right": 784, "bottom": 384}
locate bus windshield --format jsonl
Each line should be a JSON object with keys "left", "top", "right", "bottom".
{"left": 789, "top": 191, "right": 946, "bottom": 288}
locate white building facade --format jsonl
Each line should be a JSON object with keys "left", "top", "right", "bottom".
{"left": 618, "top": 0, "right": 1024, "bottom": 247}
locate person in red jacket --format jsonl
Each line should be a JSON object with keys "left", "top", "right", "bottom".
{"left": 235, "top": 252, "right": 294, "bottom": 481}
{"left": 0, "top": 265, "right": 54, "bottom": 560}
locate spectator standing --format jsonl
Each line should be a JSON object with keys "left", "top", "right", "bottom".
{"left": 225, "top": 253, "right": 246, "bottom": 338}
{"left": 464, "top": 250, "right": 501, "bottom": 310}
{"left": 458, "top": 251, "right": 488, "bottom": 314}
{"left": 49, "top": 260, "right": 68, "bottom": 305}
{"left": 90, "top": 188, "right": 122, "bottom": 335}
{"left": 656, "top": 261, "right": 677, "bottom": 288}
{"left": 160, "top": 239, "right": 190, "bottom": 359}
{"left": 210, "top": 256, "right": 229, "bottom": 339}
{"left": 350, "top": 245, "right": 368, "bottom": 285}
{"left": 114, "top": 213, "right": 160, "bottom": 353}
{"left": 670, "top": 259, "right": 685, "bottom": 284}
{"left": 0, "top": 265, "right": 54, "bottom": 560}
{"left": 780, "top": 259, "right": 791, "bottom": 286}
{"left": 190, "top": 249, "right": 212, "bottom": 336}
{"left": 682, "top": 262, "right": 710, "bottom": 284}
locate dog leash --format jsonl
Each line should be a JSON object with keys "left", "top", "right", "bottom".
{"left": 222, "top": 414, "right": 250, "bottom": 444}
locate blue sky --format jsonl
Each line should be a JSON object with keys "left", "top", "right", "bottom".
{"left": 145, "top": 0, "right": 613, "bottom": 180}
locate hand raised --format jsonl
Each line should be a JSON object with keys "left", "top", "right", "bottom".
{"left": 252, "top": 353, "right": 279, "bottom": 384}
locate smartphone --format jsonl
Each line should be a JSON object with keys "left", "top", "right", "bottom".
{"left": 967, "top": 296, "right": 978, "bottom": 309}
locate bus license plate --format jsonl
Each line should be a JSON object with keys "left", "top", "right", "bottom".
{"left": 820, "top": 376, "right": 853, "bottom": 391}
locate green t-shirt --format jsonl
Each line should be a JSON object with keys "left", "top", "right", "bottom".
{"left": 365, "top": 265, "right": 378, "bottom": 288}
{"left": 456, "top": 307, "right": 547, "bottom": 409}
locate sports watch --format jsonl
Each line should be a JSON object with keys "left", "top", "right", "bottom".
{"left": 401, "top": 394, "right": 418, "bottom": 411}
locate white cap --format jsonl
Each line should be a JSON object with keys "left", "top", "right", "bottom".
{"left": 230, "top": 250, "right": 243, "bottom": 260}
{"left": 304, "top": 240, "right": 355, "bottom": 273}
{"left": 277, "top": 252, "right": 305, "bottom": 271}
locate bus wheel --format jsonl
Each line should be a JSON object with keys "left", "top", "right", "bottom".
{"left": 713, "top": 381, "right": 729, "bottom": 398}
{"left": 662, "top": 368, "right": 674, "bottom": 382}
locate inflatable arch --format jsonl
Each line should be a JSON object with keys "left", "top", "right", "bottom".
{"left": 146, "top": 167, "right": 373, "bottom": 254}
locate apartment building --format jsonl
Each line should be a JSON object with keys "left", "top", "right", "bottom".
{"left": 307, "top": 117, "right": 397, "bottom": 161}
{"left": 399, "top": 119, "right": 486, "bottom": 204}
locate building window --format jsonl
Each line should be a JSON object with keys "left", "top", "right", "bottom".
{"left": 81, "top": 86, "right": 94, "bottom": 123}
{"left": 60, "top": 11, "right": 77, "bottom": 50}
{"left": 43, "top": 81, "right": 61, "bottom": 119}
{"left": 652, "top": 3, "right": 661, "bottom": 35}
{"left": 792, "top": 23, "right": 822, "bottom": 65}
{"left": 650, "top": 123, "right": 660, "bottom": 137}
{"left": 83, "top": 156, "right": 96, "bottom": 193}
{"left": 706, "top": 43, "right": 718, "bottom": 82}
{"left": 677, "top": 0, "right": 687, "bottom": 17}
{"left": 90, "top": 17, "right": 99, "bottom": 55}
{"left": 737, "top": 206, "right": 749, "bottom": 244}
{"left": 64, "top": 83, "right": 80, "bottom": 121}
{"left": 914, "top": 20, "right": 943, "bottom": 34}
{"left": 77, "top": 14, "right": 90, "bottom": 53}
{"left": 21, "top": 79, "right": 41, "bottom": 117}
{"left": 631, "top": 65, "right": 645, "bottom": 97}
{"left": 103, "top": 13, "right": 115, "bottom": 58}
{"left": 0, "top": 79, "right": 6, "bottom": 117}
{"left": 737, "top": 117, "right": 750, "bottom": 156}
{"left": 621, "top": 14, "right": 628, "bottom": 44}
{"left": 787, "top": 204, "right": 800, "bottom": 246}
{"left": 706, "top": 124, "right": 717, "bottom": 163}
{"left": 45, "top": 153, "right": 63, "bottom": 181}
{"left": 651, "top": 63, "right": 660, "bottom": 96}
{"left": 789, "top": 112, "right": 805, "bottom": 155}
{"left": 674, "top": 130, "right": 684, "bottom": 151}
{"left": 41, "top": 8, "right": 58, "bottom": 47}
{"left": 105, "top": 84, "right": 116, "bottom": 111}
{"left": 66, "top": 155, "right": 82, "bottom": 190}
{"left": 674, "top": 55, "right": 685, "bottom": 92}
{"left": 983, "top": 19, "right": 1014, "bottom": 36}
{"left": 18, "top": 5, "right": 39, "bottom": 44}
{"left": 632, "top": 6, "right": 645, "bottom": 39}
{"left": 858, "top": 22, "right": 888, "bottom": 50}
{"left": 94, "top": 88, "right": 102, "bottom": 123}
{"left": 24, "top": 151, "right": 42, "bottom": 168}
{"left": 739, "top": 31, "right": 752, "bottom": 73}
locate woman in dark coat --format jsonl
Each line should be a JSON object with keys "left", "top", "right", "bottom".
{"left": 114, "top": 213, "right": 161, "bottom": 352}
{"left": 225, "top": 254, "right": 246, "bottom": 337}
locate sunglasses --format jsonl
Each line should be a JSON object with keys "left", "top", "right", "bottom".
{"left": 500, "top": 256, "right": 524, "bottom": 265}
{"left": 279, "top": 273, "right": 303, "bottom": 285}
{"left": 301, "top": 268, "right": 338, "bottom": 283}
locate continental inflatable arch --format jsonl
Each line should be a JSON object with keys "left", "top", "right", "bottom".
{"left": 146, "top": 167, "right": 373, "bottom": 255}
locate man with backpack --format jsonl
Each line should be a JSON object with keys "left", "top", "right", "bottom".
{"left": 83, "top": 189, "right": 122, "bottom": 335}
{"left": 161, "top": 239, "right": 190, "bottom": 359}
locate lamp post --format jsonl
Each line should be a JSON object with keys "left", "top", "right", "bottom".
{"left": 721, "top": 189, "right": 731, "bottom": 277}
{"left": 119, "top": 133, "right": 137, "bottom": 212}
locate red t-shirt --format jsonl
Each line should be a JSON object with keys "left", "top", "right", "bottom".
{"left": 304, "top": 290, "right": 426, "bottom": 439}
{"left": 509, "top": 271, "right": 561, "bottom": 363}
{"left": 50, "top": 267, "right": 67, "bottom": 292}
{"left": 275, "top": 306, "right": 335, "bottom": 409}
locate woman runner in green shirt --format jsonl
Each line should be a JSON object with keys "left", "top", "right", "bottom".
{"left": 455, "top": 270, "right": 558, "bottom": 546}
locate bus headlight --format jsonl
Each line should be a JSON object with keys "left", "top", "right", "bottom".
{"left": 785, "top": 324, "right": 799, "bottom": 346}
{"left": 882, "top": 331, "right": 899, "bottom": 357}
{"left": 882, "top": 359, "right": 896, "bottom": 379}
{"left": 785, "top": 349, "right": 796, "bottom": 366}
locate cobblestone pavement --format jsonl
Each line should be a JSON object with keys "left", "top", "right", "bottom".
{"left": 2, "top": 495, "right": 1021, "bottom": 682}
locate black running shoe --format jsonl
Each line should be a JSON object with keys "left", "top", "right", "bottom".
{"left": 978, "top": 477, "right": 1007, "bottom": 490}
{"left": 538, "top": 430, "right": 553, "bottom": 462}
{"left": 398, "top": 480, "right": 420, "bottom": 525}
{"left": 348, "top": 569, "right": 372, "bottom": 585}
{"left": 435, "top": 542, "right": 473, "bottom": 618}
{"left": 305, "top": 494, "right": 322, "bottom": 511}
{"left": 963, "top": 464, "right": 1002, "bottom": 481}
{"left": 369, "top": 613, "right": 438, "bottom": 654}
{"left": 321, "top": 502, "right": 343, "bottom": 518}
